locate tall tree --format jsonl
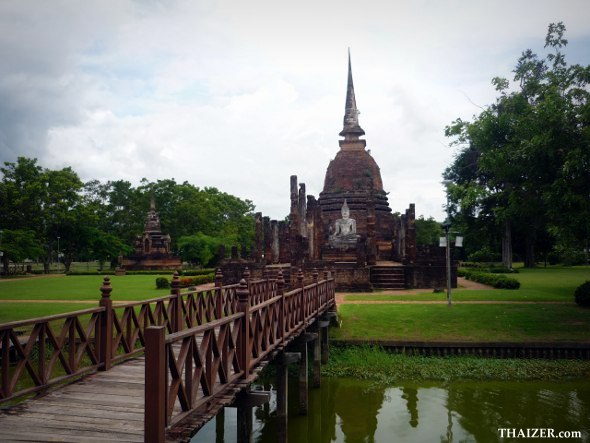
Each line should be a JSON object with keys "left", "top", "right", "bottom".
{"left": 444, "top": 22, "right": 589, "bottom": 267}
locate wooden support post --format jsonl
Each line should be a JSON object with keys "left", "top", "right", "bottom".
{"left": 215, "top": 408, "right": 225, "bottom": 443}
{"left": 171, "top": 271, "right": 182, "bottom": 332}
{"left": 276, "top": 351, "right": 300, "bottom": 443}
{"left": 312, "top": 325, "right": 321, "bottom": 388}
{"left": 98, "top": 277, "right": 113, "bottom": 371}
{"left": 237, "top": 279, "right": 251, "bottom": 378}
{"left": 298, "top": 340, "right": 308, "bottom": 415}
{"left": 236, "top": 402, "right": 252, "bottom": 443}
{"left": 276, "top": 356, "right": 289, "bottom": 420}
{"left": 320, "top": 323, "right": 330, "bottom": 365}
{"left": 145, "top": 326, "right": 166, "bottom": 443}
{"left": 230, "top": 390, "right": 271, "bottom": 443}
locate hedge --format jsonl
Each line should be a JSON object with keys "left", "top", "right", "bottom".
{"left": 458, "top": 269, "right": 520, "bottom": 289}
{"left": 154, "top": 273, "right": 216, "bottom": 289}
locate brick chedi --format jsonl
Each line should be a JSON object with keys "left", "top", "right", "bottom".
{"left": 319, "top": 50, "right": 394, "bottom": 261}
{"left": 122, "top": 197, "right": 181, "bottom": 270}
{"left": 224, "top": 51, "right": 452, "bottom": 291}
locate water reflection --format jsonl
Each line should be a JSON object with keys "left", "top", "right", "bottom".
{"left": 193, "top": 378, "right": 590, "bottom": 443}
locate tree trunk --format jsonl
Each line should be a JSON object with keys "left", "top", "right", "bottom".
{"left": 64, "top": 255, "right": 72, "bottom": 273}
{"left": 2, "top": 255, "right": 8, "bottom": 275}
{"left": 501, "top": 219, "right": 513, "bottom": 269}
{"left": 524, "top": 231, "right": 536, "bottom": 268}
{"left": 43, "top": 255, "right": 51, "bottom": 274}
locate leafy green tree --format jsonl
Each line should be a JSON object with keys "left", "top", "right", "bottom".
{"left": 0, "top": 229, "right": 44, "bottom": 274}
{"left": 415, "top": 216, "right": 443, "bottom": 246}
{"left": 444, "top": 22, "right": 589, "bottom": 267}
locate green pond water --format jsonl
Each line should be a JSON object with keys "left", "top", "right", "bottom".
{"left": 192, "top": 377, "right": 590, "bottom": 442}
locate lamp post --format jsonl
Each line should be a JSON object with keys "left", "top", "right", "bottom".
{"left": 441, "top": 180, "right": 453, "bottom": 306}
{"left": 442, "top": 219, "right": 452, "bottom": 306}
{"left": 57, "top": 236, "right": 60, "bottom": 271}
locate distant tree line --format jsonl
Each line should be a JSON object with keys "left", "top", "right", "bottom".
{"left": 444, "top": 22, "right": 589, "bottom": 267}
{"left": 0, "top": 157, "right": 255, "bottom": 273}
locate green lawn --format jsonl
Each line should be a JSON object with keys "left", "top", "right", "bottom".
{"left": 0, "top": 275, "right": 172, "bottom": 302}
{"left": 345, "top": 265, "right": 590, "bottom": 302}
{"left": 333, "top": 303, "right": 590, "bottom": 342}
{"left": 0, "top": 275, "right": 175, "bottom": 321}
{"left": 0, "top": 302, "right": 97, "bottom": 324}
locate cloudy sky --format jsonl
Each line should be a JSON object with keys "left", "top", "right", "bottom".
{"left": 1, "top": 1, "right": 589, "bottom": 221}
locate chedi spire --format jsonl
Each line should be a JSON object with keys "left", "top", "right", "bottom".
{"left": 339, "top": 49, "right": 365, "bottom": 139}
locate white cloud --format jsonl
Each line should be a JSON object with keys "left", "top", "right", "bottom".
{"left": 3, "top": 0, "right": 590, "bottom": 222}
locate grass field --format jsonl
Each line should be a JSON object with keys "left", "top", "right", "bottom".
{"left": 345, "top": 265, "right": 590, "bottom": 302}
{"left": 0, "top": 274, "right": 173, "bottom": 321}
{"left": 0, "top": 274, "right": 172, "bottom": 301}
{"left": 333, "top": 303, "right": 590, "bottom": 342}
{"left": 335, "top": 266, "right": 590, "bottom": 343}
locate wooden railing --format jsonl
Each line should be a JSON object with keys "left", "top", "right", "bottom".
{"left": 145, "top": 269, "right": 336, "bottom": 438}
{"left": 0, "top": 267, "right": 335, "bottom": 428}
{"left": 0, "top": 307, "right": 104, "bottom": 403}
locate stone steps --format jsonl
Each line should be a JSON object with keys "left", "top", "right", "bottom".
{"left": 370, "top": 266, "right": 406, "bottom": 289}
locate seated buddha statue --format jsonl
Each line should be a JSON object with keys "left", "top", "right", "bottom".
{"left": 329, "top": 199, "right": 358, "bottom": 245}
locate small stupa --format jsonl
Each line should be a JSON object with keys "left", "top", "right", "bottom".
{"left": 122, "top": 197, "right": 181, "bottom": 270}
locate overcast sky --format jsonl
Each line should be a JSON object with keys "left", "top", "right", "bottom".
{"left": 1, "top": 1, "right": 589, "bottom": 221}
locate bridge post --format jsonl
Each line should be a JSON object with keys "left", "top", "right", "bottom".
{"left": 243, "top": 267, "right": 251, "bottom": 283}
{"left": 277, "top": 270, "right": 285, "bottom": 345}
{"left": 276, "top": 352, "right": 300, "bottom": 442}
{"left": 237, "top": 279, "right": 251, "bottom": 378}
{"left": 215, "top": 409, "right": 225, "bottom": 443}
{"left": 171, "top": 271, "right": 182, "bottom": 332}
{"left": 145, "top": 326, "right": 166, "bottom": 443}
{"left": 297, "top": 268, "right": 304, "bottom": 323}
{"left": 215, "top": 268, "right": 223, "bottom": 319}
{"left": 230, "top": 390, "right": 271, "bottom": 443}
{"left": 298, "top": 339, "right": 308, "bottom": 415}
{"left": 312, "top": 322, "right": 321, "bottom": 388}
{"left": 98, "top": 277, "right": 113, "bottom": 371}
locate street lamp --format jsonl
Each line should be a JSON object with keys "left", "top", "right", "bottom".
{"left": 57, "top": 236, "right": 60, "bottom": 271}
{"left": 441, "top": 180, "right": 453, "bottom": 306}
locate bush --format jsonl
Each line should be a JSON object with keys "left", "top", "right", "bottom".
{"left": 155, "top": 277, "right": 170, "bottom": 289}
{"left": 181, "top": 269, "right": 216, "bottom": 276}
{"left": 574, "top": 281, "right": 590, "bottom": 307}
{"left": 488, "top": 266, "right": 519, "bottom": 274}
{"left": 67, "top": 270, "right": 116, "bottom": 276}
{"left": 467, "top": 247, "right": 501, "bottom": 263}
{"left": 179, "top": 273, "right": 215, "bottom": 287}
{"left": 459, "top": 269, "right": 520, "bottom": 289}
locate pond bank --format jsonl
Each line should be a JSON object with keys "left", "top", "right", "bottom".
{"left": 321, "top": 345, "right": 590, "bottom": 383}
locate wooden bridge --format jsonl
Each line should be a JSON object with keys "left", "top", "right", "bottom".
{"left": 0, "top": 268, "right": 336, "bottom": 442}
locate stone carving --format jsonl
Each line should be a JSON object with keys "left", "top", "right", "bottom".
{"left": 329, "top": 199, "right": 359, "bottom": 247}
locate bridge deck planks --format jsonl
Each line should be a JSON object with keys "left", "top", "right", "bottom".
{"left": 0, "top": 358, "right": 146, "bottom": 442}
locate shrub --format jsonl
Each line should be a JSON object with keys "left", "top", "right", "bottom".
{"left": 467, "top": 247, "right": 501, "bottom": 263}
{"left": 488, "top": 266, "right": 519, "bottom": 274}
{"left": 67, "top": 270, "right": 116, "bottom": 276}
{"left": 459, "top": 269, "right": 520, "bottom": 289}
{"left": 574, "top": 281, "right": 590, "bottom": 307}
{"left": 181, "top": 268, "right": 216, "bottom": 276}
{"left": 155, "top": 277, "right": 170, "bottom": 289}
{"left": 178, "top": 273, "right": 216, "bottom": 287}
